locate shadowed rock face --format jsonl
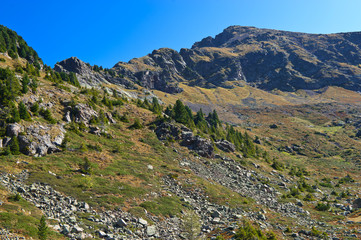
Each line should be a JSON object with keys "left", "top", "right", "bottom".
{"left": 56, "top": 26, "right": 361, "bottom": 92}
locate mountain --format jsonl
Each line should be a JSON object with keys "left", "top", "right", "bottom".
{"left": 0, "top": 24, "right": 361, "bottom": 240}
{"left": 56, "top": 26, "right": 361, "bottom": 93}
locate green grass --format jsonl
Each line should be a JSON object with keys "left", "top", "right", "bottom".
{"left": 140, "top": 196, "right": 185, "bottom": 217}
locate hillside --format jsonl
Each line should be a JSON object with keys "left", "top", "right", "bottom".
{"left": 0, "top": 24, "right": 360, "bottom": 240}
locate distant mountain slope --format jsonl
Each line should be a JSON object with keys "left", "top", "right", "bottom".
{"left": 108, "top": 26, "right": 361, "bottom": 92}
{"left": 191, "top": 26, "right": 361, "bottom": 91}
{"left": 56, "top": 26, "right": 361, "bottom": 93}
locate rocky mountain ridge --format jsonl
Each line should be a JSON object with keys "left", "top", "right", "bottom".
{"left": 56, "top": 26, "right": 361, "bottom": 93}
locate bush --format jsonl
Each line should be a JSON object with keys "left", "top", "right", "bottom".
{"left": 119, "top": 113, "right": 130, "bottom": 123}
{"left": 40, "top": 108, "right": 56, "bottom": 124}
{"left": 315, "top": 202, "right": 330, "bottom": 211}
{"left": 129, "top": 118, "right": 143, "bottom": 129}
{"left": 303, "top": 193, "right": 315, "bottom": 201}
{"left": 80, "top": 157, "right": 92, "bottom": 175}
{"left": 271, "top": 160, "right": 284, "bottom": 171}
{"left": 234, "top": 220, "right": 275, "bottom": 240}
{"left": 9, "top": 193, "right": 22, "bottom": 201}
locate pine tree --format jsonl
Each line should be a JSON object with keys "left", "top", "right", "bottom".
{"left": 18, "top": 102, "right": 31, "bottom": 120}
{"left": 38, "top": 215, "right": 48, "bottom": 240}
{"left": 21, "top": 74, "right": 30, "bottom": 94}
{"left": 8, "top": 103, "right": 20, "bottom": 123}
{"left": 30, "top": 102, "right": 39, "bottom": 116}
{"left": 151, "top": 97, "right": 162, "bottom": 115}
{"left": 173, "top": 100, "right": 191, "bottom": 125}
{"left": 10, "top": 136, "right": 20, "bottom": 155}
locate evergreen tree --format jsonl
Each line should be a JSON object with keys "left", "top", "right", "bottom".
{"left": 80, "top": 157, "right": 92, "bottom": 174}
{"left": 0, "top": 68, "right": 21, "bottom": 105}
{"left": 21, "top": 74, "right": 30, "bottom": 94}
{"left": 38, "top": 215, "right": 48, "bottom": 240}
{"left": 207, "top": 110, "right": 221, "bottom": 128}
{"left": 30, "top": 102, "right": 39, "bottom": 115}
{"left": 151, "top": 97, "right": 162, "bottom": 115}
{"left": 10, "top": 136, "right": 20, "bottom": 155}
{"left": 173, "top": 100, "right": 192, "bottom": 125}
{"left": 30, "top": 77, "right": 38, "bottom": 92}
{"left": 8, "top": 103, "right": 20, "bottom": 123}
{"left": 194, "top": 109, "right": 208, "bottom": 132}
{"left": 18, "top": 102, "right": 31, "bottom": 120}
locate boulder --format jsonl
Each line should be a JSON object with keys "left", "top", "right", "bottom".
{"left": 17, "top": 124, "right": 65, "bottom": 157}
{"left": 155, "top": 122, "right": 184, "bottom": 140}
{"left": 139, "top": 218, "right": 148, "bottom": 226}
{"left": 352, "top": 198, "right": 361, "bottom": 209}
{"left": 181, "top": 132, "right": 214, "bottom": 158}
{"left": 68, "top": 103, "right": 98, "bottom": 125}
{"left": 155, "top": 122, "right": 214, "bottom": 157}
{"left": 215, "top": 140, "right": 236, "bottom": 152}
{"left": 106, "top": 112, "right": 117, "bottom": 124}
{"left": 6, "top": 123, "right": 24, "bottom": 137}
{"left": 115, "top": 218, "right": 127, "bottom": 228}
{"left": 147, "top": 225, "right": 157, "bottom": 236}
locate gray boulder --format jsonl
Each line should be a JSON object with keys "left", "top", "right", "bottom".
{"left": 65, "top": 103, "right": 98, "bottom": 125}
{"left": 215, "top": 140, "right": 236, "bottom": 152}
{"left": 17, "top": 124, "right": 66, "bottom": 157}
{"left": 6, "top": 123, "right": 24, "bottom": 137}
{"left": 181, "top": 132, "right": 214, "bottom": 158}
{"left": 352, "top": 198, "right": 361, "bottom": 209}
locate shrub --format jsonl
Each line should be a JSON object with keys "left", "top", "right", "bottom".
{"left": 304, "top": 193, "right": 315, "bottom": 201}
{"left": 234, "top": 220, "right": 275, "bottom": 240}
{"left": 129, "top": 118, "right": 143, "bottom": 129}
{"left": 315, "top": 202, "right": 330, "bottom": 211}
{"left": 271, "top": 160, "right": 284, "bottom": 171}
{"left": 80, "top": 157, "right": 92, "bottom": 175}
{"left": 40, "top": 108, "right": 56, "bottom": 124}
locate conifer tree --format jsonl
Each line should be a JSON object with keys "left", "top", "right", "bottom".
{"left": 173, "top": 100, "right": 191, "bottom": 125}
{"left": 10, "top": 136, "right": 20, "bottom": 155}
{"left": 21, "top": 74, "right": 30, "bottom": 94}
{"left": 38, "top": 215, "right": 48, "bottom": 240}
{"left": 151, "top": 97, "right": 162, "bottom": 115}
{"left": 18, "top": 102, "right": 31, "bottom": 120}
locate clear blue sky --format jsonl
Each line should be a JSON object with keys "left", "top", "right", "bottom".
{"left": 1, "top": 0, "right": 361, "bottom": 68}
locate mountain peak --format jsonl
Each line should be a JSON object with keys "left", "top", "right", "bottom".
{"left": 54, "top": 56, "right": 89, "bottom": 75}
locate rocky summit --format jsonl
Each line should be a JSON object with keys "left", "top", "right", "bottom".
{"left": 0, "top": 24, "right": 361, "bottom": 240}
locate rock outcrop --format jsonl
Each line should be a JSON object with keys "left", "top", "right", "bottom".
{"left": 6, "top": 123, "right": 65, "bottom": 157}
{"left": 155, "top": 122, "right": 214, "bottom": 157}
{"left": 54, "top": 57, "right": 134, "bottom": 89}
{"left": 64, "top": 103, "right": 98, "bottom": 125}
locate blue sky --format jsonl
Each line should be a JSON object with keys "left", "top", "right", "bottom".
{"left": 1, "top": 0, "right": 361, "bottom": 68}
